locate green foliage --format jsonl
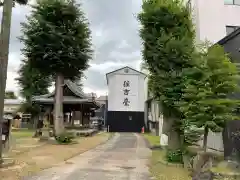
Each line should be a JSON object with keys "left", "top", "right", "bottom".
{"left": 5, "top": 91, "right": 17, "bottom": 99}
{"left": 20, "top": 0, "right": 92, "bottom": 80}
{"left": 166, "top": 149, "right": 183, "bottom": 163}
{"left": 16, "top": 59, "right": 50, "bottom": 117}
{"left": 16, "top": 59, "right": 51, "bottom": 100}
{"left": 183, "top": 125, "right": 204, "bottom": 146}
{"left": 180, "top": 45, "right": 239, "bottom": 129}
{"left": 18, "top": 102, "right": 41, "bottom": 117}
{"left": 138, "top": 0, "right": 195, "bottom": 114}
{"left": 138, "top": 0, "right": 196, "bottom": 150}
{"left": 179, "top": 45, "right": 239, "bottom": 146}
{"left": 55, "top": 131, "right": 75, "bottom": 144}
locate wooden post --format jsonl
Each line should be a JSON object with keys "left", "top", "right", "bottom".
{"left": 0, "top": 0, "right": 14, "bottom": 165}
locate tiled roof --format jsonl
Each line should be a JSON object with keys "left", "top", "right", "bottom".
{"left": 32, "top": 97, "right": 91, "bottom": 104}
{"left": 32, "top": 80, "right": 101, "bottom": 108}
{"left": 33, "top": 80, "right": 87, "bottom": 99}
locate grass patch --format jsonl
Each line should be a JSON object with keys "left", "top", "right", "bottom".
{"left": 143, "top": 133, "right": 160, "bottom": 146}
{"left": 143, "top": 133, "right": 191, "bottom": 180}
{"left": 11, "top": 129, "right": 34, "bottom": 139}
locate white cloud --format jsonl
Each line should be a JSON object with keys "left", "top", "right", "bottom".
{"left": 83, "top": 87, "right": 107, "bottom": 97}
{"left": 89, "top": 61, "right": 125, "bottom": 72}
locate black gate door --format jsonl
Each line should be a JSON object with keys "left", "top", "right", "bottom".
{"left": 107, "top": 111, "right": 144, "bottom": 132}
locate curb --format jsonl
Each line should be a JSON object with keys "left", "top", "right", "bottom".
{"left": 63, "top": 132, "right": 115, "bottom": 161}
{"left": 85, "top": 132, "right": 115, "bottom": 151}
{"left": 141, "top": 134, "right": 152, "bottom": 149}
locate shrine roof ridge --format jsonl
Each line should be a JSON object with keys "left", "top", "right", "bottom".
{"left": 32, "top": 79, "right": 88, "bottom": 99}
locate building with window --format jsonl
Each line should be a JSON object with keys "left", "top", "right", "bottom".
{"left": 189, "top": 0, "right": 240, "bottom": 43}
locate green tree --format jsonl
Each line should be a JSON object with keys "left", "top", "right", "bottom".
{"left": 179, "top": 45, "right": 239, "bottom": 152}
{"left": 20, "top": 0, "right": 92, "bottom": 135}
{"left": 138, "top": 0, "right": 195, "bottom": 150}
{"left": 5, "top": 91, "right": 17, "bottom": 99}
{"left": 15, "top": 59, "right": 51, "bottom": 119}
{"left": 16, "top": 59, "right": 50, "bottom": 100}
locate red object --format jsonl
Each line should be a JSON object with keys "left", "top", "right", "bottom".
{"left": 141, "top": 127, "right": 145, "bottom": 133}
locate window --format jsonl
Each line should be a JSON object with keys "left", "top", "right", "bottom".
{"left": 226, "top": 26, "right": 239, "bottom": 35}
{"left": 224, "top": 0, "right": 240, "bottom": 5}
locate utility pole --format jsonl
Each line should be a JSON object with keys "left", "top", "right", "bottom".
{"left": 0, "top": 0, "right": 14, "bottom": 165}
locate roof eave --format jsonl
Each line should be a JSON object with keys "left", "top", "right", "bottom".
{"left": 106, "top": 66, "right": 147, "bottom": 84}
{"left": 32, "top": 80, "right": 87, "bottom": 100}
{"left": 216, "top": 28, "right": 240, "bottom": 46}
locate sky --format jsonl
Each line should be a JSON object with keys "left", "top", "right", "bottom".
{"left": 0, "top": 0, "right": 143, "bottom": 97}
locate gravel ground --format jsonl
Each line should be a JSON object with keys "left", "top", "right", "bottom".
{"left": 22, "top": 133, "right": 151, "bottom": 180}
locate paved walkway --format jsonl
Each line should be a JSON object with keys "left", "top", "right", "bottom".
{"left": 23, "top": 133, "right": 151, "bottom": 180}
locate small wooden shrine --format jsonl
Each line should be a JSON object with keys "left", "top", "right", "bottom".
{"left": 32, "top": 80, "right": 100, "bottom": 127}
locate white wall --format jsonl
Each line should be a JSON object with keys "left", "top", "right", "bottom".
{"left": 197, "top": 131, "right": 224, "bottom": 151}
{"left": 107, "top": 68, "right": 145, "bottom": 112}
{"left": 193, "top": 0, "right": 240, "bottom": 43}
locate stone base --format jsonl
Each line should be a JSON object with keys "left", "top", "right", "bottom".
{"left": 0, "top": 158, "right": 15, "bottom": 168}
{"left": 39, "top": 136, "right": 49, "bottom": 141}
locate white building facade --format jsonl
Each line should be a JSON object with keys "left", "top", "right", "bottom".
{"left": 106, "top": 66, "right": 146, "bottom": 132}
{"left": 190, "top": 0, "right": 240, "bottom": 43}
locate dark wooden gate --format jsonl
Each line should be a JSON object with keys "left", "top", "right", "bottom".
{"left": 107, "top": 111, "right": 145, "bottom": 132}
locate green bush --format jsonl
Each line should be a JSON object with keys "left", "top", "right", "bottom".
{"left": 55, "top": 132, "right": 75, "bottom": 144}
{"left": 166, "top": 149, "right": 183, "bottom": 163}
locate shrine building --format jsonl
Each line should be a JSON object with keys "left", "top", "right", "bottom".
{"left": 32, "top": 80, "right": 100, "bottom": 128}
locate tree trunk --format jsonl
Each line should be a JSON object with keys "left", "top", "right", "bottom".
{"left": 168, "top": 128, "right": 181, "bottom": 150}
{"left": 33, "top": 116, "right": 39, "bottom": 138}
{"left": 162, "top": 115, "right": 181, "bottom": 150}
{"left": 53, "top": 73, "right": 64, "bottom": 136}
{"left": 203, "top": 126, "right": 209, "bottom": 152}
{"left": 161, "top": 115, "right": 174, "bottom": 135}
{"left": 0, "top": 0, "right": 14, "bottom": 165}
{"left": 154, "top": 102, "right": 159, "bottom": 136}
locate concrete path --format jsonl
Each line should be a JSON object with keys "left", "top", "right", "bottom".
{"left": 23, "top": 133, "right": 151, "bottom": 180}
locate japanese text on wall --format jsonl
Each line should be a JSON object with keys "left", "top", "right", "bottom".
{"left": 123, "top": 80, "right": 130, "bottom": 106}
